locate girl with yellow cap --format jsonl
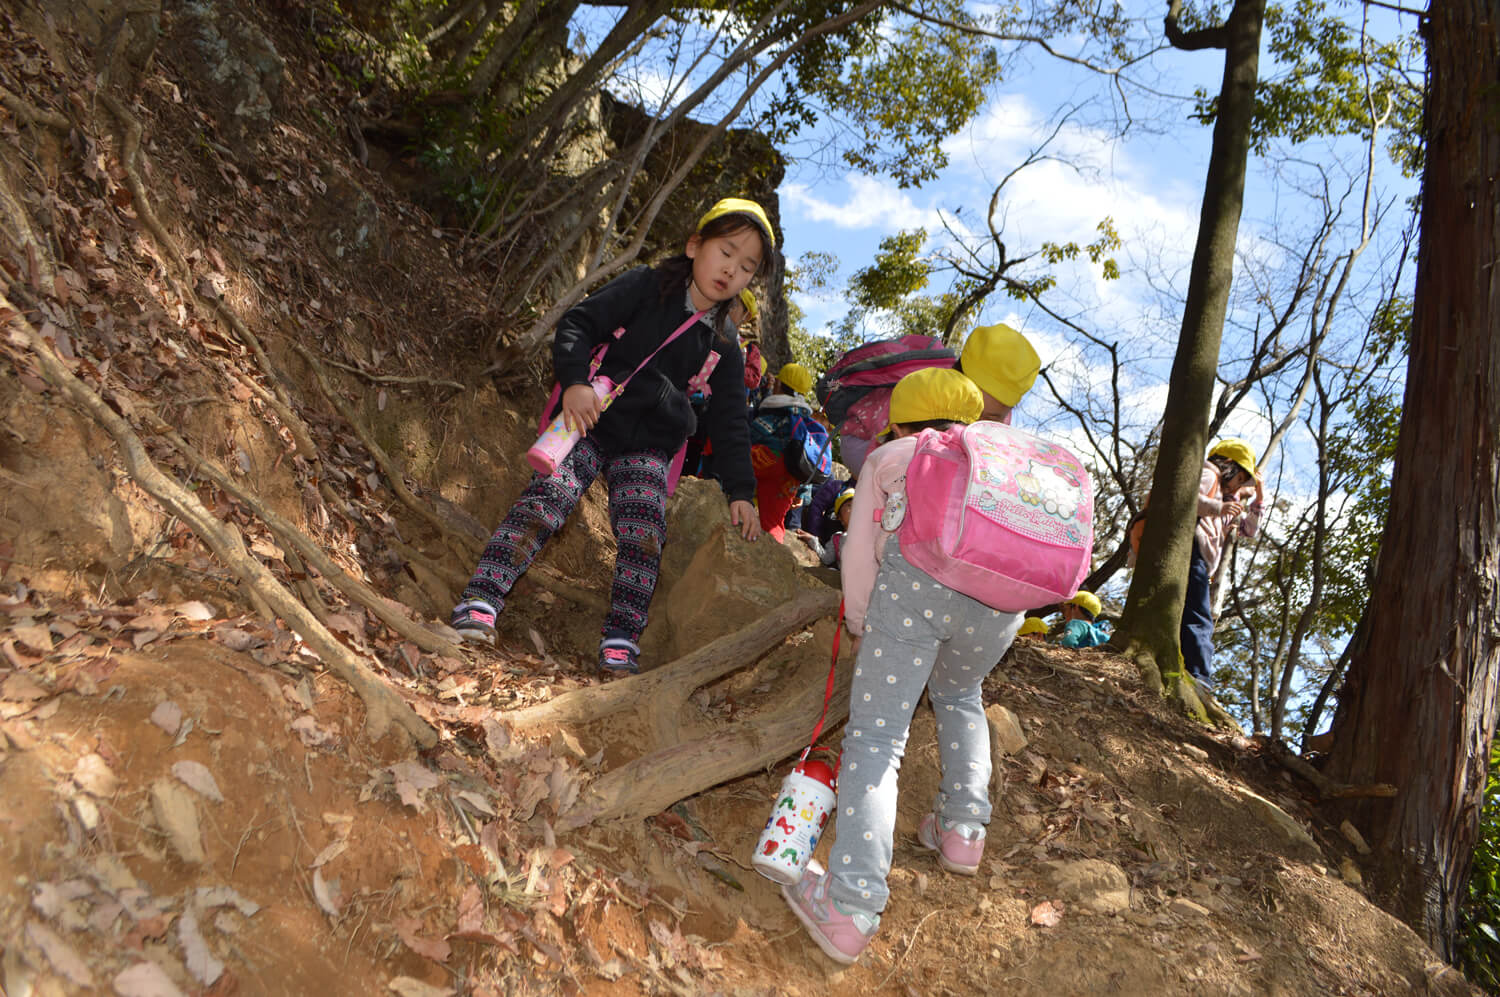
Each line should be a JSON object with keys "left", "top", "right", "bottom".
{"left": 1180, "top": 439, "right": 1264, "bottom": 693}
{"left": 450, "top": 198, "right": 774, "bottom": 675}
{"left": 782, "top": 367, "right": 1026, "bottom": 965}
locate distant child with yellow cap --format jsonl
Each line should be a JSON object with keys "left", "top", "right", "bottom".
{"left": 748, "top": 361, "right": 827, "bottom": 540}
{"left": 795, "top": 487, "right": 856, "bottom": 566}
{"left": 451, "top": 198, "right": 773, "bottom": 676}
{"left": 1181, "top": 439, "right": 1264, "bottom": 693}
{"left": 1058, "top": 591, "right": 1111, "bottom": 648}
{"left": 1016, "top": 616, "right": 1051, "bottom": 640}
{"left": 782, "top": 367, "right": 1026, "bottom": 965}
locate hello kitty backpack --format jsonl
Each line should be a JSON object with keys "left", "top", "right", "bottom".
{"left": 893, "top": 422, "right": 1094, "bottom": 611}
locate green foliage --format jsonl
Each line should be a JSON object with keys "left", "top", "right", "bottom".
{"left": 1036, "top": 217, "right": 1124, "bottom": 289}
{"left": 850, "top": 230, "right": 932, "bottom": 310}
{"left": 808, "top": 9, "right": 1001, "bottom": 187}
{"left": 1460, "top": 742, "right": 1500, "bottom": 993}
{"left": 1188, "top": 0, "right": 1425, "bottom": 175}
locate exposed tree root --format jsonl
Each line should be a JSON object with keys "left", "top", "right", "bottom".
{"left": 507, "top": 587, "right": 837, "bottom": 733}
{"left": 4, "top": 293, "right": 437, "bottom": 748}
{"left": 565, "top": 643, "right": 852, "bottom": 827}
{"left": 315, "top": 353, "right": 466, "bottom": 392}
{"left": 296, "top": 342, "right": 481, "bottom": 565}
{"left": 501, "top": 587, "right": 843, "bottom": 827}
{"left": 142, "top": 414, "right": 464, "bottom": 658}
{"left": 1262, "top": 738, "right": 1396, "bottom": 802}
{"left": 0, "top": 84, "right": 70, "bottom": 131}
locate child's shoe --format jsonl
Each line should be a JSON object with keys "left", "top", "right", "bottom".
{"left": 450, "top": 599, "right": 498, "bottom": 647}
{"left": 917, "top": 812, "right": 985, "bottom": 875}
{"left": 781, "top": 863, "right": 879, "bottom": 965}
{"left": 598, "top": 637, "right": 640, "bottom": 676}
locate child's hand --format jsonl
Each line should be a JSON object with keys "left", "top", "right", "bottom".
{"left": 561, "top": 383, "right": 603, "bottom": 433}
{"left": 730, "top": 500, "right": 761, "bottom": 541}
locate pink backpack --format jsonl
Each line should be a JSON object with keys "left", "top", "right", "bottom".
{"left": 895, "top": 422, "right": 1094, "bottom": 612}
{"left": 816, "top": 335, "right": 957, "bottom": 475}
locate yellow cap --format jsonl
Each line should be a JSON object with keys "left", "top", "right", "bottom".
{"left": 886, "top": 367, "right": 983, "bottom": 432}
{"left": 960, "top": 323, "right": 1040, "bottom": 407}
{"left": 833, "top": 488, "right": 856, "bottom": 516}
{"left": 1066, "top": 591, "right": 1102, "bottom": 618}
{"left": 1018, "top": 617, "right": 1049, "bottom": 637}
{"left": 1209, "top": 438, "right": 1257, "bottom": 477}
{"left": 737, "top": 288, "right": 759, "bottom": 319}
{"left": 777, "top": 362, "right": 814, "bottom": 397}
{"left": 697, "top": 197, "right": 776, "bottom": 247}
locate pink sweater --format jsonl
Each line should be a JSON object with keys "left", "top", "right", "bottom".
{"left": 1194, "top": 461, "right": 1263, "bottom": 574}
{"left": 841, "top": 436, "right": 921, "bottom": 634}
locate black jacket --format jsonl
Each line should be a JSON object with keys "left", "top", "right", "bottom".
{"left": 550, "top": 266, "right": 756, "bottom": 503}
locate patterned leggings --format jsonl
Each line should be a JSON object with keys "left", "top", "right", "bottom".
{"left": 462, "top": 436, "right": 671, "bottom": 642}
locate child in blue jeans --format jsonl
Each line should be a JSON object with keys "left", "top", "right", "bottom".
{"left": 782, "top": 364, "right": 1031, "bottom": 965}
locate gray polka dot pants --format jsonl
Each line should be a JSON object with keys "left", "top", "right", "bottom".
{"left": 828, "top": 545, "right": 1022, "bottom": 913}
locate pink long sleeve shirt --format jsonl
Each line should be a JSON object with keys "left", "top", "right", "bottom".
{"left": 841, "top": 436, "right": 922, "bottom": 634}
{"left": 1194, "top": 460, "right": 1263, "bottom": 574}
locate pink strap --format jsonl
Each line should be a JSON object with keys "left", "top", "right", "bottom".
{"left": 539, "top": 313, "right": 707, "bottom": 432}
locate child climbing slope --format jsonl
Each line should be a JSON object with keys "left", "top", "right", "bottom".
{"left": 450, "top": 198, "right": 771, "bottom": 675}
{"left": 782, "top": 364, "right": 1032, "bottom": 965}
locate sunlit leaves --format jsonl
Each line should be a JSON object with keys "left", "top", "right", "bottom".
{"left": 1187, "top": 0, "right": 1424, "bottom": 175}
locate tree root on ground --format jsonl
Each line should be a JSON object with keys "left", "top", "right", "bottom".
{"left": 143, "top": 414, "right": 463, "bottom": 658}
{"left": 1261, "top": 738, "right": 1396, "bottom": 802}
{"left": 4, "top": 293, "right": 438, "bottom": 748}
{"left": 297, "top": 342, "right": 481, "bottom": 565}
{"left": 502, "top": 587, "right": 843, "bottom": 827}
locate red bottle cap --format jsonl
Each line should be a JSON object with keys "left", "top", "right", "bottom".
{"left": 794, "top": 758, "right": 837, "bottom": 788}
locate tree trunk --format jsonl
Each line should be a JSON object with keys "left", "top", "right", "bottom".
{"left": 1322, "top": 0, "right": 1500, "bottom": 959}
{"left": 1114, "top": 0, "right": 1264, "bottom": 701}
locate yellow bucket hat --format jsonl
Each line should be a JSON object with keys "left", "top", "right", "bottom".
{"left": 1209, "top": 438, "right": 1257, "bottom": 477}
{"left": 833, "top": 488, "right": 856, "bottom": 516}
{"left": 960, "top": 323, "right": 1041, "bottom": 407}
{"left": 886, "top": 367, "right": 983, "bottom": 432}
{"left": 777, "top": 362, "right": 814, "bottom": 397}
{"left": 1017, "top": 617, "right": 1050, "bottom": 637}
{"left": 697, "top": 197, "right": 776, "bottom": 247}
{"left": 1066, "top": 591, "right": 1102, "bottom": 618}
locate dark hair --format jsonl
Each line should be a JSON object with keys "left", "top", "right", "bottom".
{"left": 881, "top": 418, "right": 964, "bottom": 443}
{"left": 656, "top": 214, "right": 776, "bottom": 339}
{"left": 1074, "top": 605, "right": 1097, "bottom": 621}
{"left": 1209, "top": 454, "right": 1247, "bottom": 488}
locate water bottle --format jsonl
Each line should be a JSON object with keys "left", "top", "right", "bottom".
{"left": 751, "top": 755, "right": 838, "bottom": 885}
{"left": 526, "top": 377, "right": 614, "bottom": 475}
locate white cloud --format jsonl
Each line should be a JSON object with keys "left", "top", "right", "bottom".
{"left": 783, "top": 176, "right": 947, "bottom": 233}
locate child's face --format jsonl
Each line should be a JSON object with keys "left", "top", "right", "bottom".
{"left": 686, "top": 227, "right": 763, "bottom": 307}
{"left": 1062, "top": 604, "right": 1084, "bottom": 622}
{"left": 837, "top": 503, "right": 853, "bottom": 528}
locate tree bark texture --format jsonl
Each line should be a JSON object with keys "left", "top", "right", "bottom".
{"left": 1115, "top": 0, "right": 1264, "bottom": 688}
{"left": 1323, "top": 0, "right": 1500, "bottom": 959}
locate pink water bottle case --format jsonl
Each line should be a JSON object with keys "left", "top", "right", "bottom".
{"left": 527, "top": 377, "right": 615, "bottom": 474}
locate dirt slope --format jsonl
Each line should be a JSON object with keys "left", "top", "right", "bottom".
{"left": 0, "top": 3, "right": 1483, "bottom": 996}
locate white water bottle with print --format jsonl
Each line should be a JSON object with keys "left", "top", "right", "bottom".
{"left": 751, "top": 756, "right": 837, "bottom": 885}
{"left": 527, "top": 377, "right": 614, "bottom": 475}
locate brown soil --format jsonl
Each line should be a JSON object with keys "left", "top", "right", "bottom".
{"left": 0, "top": 3, "right": 1482, "bottom": 996}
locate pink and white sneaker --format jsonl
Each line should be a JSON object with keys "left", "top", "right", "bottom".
{"left": 781, "top": 862, "right": 879, "bottom": 965}
{"left": 917, "top": 813, "right": 985, "bottom": 875}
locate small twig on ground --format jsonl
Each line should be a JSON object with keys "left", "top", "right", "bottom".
{"left": 877, "top": 909, "right": 943, "bottom": 991}
{"left": 315, "top": 353, "right": 465, "bottom": 391}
